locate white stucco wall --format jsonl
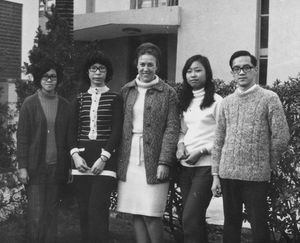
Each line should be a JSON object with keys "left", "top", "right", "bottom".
{"left": 176, "top": 0, "right": 258, "bottom": 82}
{"left": 74, "top": 0, "right": 86, "bottom": 14}
{"left": 95, "top": 0, "right": 131, "bottom": 12}
{"left": 74, "top": 0, "right": 131, "bottom": 14}
{"left": 267, "top": 0, "right": 300, "bottom": 82}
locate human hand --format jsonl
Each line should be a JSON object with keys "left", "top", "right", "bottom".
{"left": 72, "top": 153, "right": 90, "bottom": 172}
{"left": 90, "top": 158, "right": 106, "bottom": 175}
{"left": 176, "top": 143, "right": 188, "bottom": 160}
{"left": 156, "top": 165, "right": 170, "bottom": 180}
{"left": 18, "top": 168, "right": 29, "bottom": 184}
{"left": 182, "top": 149, "right": 208, "bottom": 165}
{"left": 211, "top": 175, "right": 222, "bottom": 197}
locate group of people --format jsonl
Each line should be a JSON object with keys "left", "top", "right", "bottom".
{"left": 17, "top": 42, "right": 290, "bottom": 243}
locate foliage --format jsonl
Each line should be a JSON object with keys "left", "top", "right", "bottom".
{"left": 0, "top": 172, "right": 27, "bottom": 222}
{"left": 266, "top": 76, "right": 300, "bottom": 242}
{"left": 0, "top": 89, "right": 17, "bottom": 170}
{"left": 17, "top": 5, "right": 77, "bottom": 108}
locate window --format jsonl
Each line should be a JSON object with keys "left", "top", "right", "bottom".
{"left": 258, "top": 0, "right": 269, "bottom": 85}
{"left": 130, "top": 0, "right": 178, "bottom": 9}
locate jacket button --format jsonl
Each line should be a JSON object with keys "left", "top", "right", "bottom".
{"left": 146, "top": 123, "right": 150, "bottom": 127}
{"left": 146, "top": 106, "right": 151, "bottom": 110}
{"left": 145, "top": 140, "right": 150, "bottom": 145}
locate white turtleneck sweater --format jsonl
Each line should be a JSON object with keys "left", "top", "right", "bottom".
{"left": 179, "top": 88, "right": 223, "bottom": 167}
{"left": 132, "top": 75, "right": 159, "bottom": 133}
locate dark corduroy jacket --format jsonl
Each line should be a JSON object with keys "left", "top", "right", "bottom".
{"left": 117, "top": 79, "right": 180, "bottom": 184}
{"left": 17, "top": 92, "right": 71, "bottom": 184}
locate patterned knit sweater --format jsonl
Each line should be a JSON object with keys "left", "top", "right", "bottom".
{"left": 212, "top": 85, "right": 290, "bottom": 181}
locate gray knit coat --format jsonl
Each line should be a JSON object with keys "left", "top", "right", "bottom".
{"left": 117, "top": 79, "right": 180, "bottom": 184}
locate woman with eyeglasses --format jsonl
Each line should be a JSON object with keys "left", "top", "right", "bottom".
{"left": 176, "top": 54, "right": 222, "bottom": 243}
{"left": 17, "top": 59, "right": 70, "bottom": 243}
{"left": 68, "top": 50, "right": 123, "bottom": 243}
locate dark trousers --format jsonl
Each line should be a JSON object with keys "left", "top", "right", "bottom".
{"left": 26, "top": 165, "right": 58, "bottom": 243}
{"left": 221, "top": 178, "right": 270, "bottom": 243}
{"left": 75, "top": 175, "right": 116, "bottom": 243}
{"left": 180, "top": 166, "right": 213, "bottom": 243}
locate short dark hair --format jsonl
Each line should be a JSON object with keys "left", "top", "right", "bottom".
{"left": 180, "top": 54, "right": 215, "bottom": 111}
{"left": 229, "top": 50, "right": 257, "bottom": 68}
{"left": 32, "top": 59, "right": 63, "bottom": 88}
{"left": 82, "top": 50, "right": 113, "bottom": 86}
{"left": 134, "top": 42, "right": 161, "bottom": 72}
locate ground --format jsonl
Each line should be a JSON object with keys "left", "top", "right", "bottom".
{"left": 0, "top": 195, "right": 252, "bottom": 243}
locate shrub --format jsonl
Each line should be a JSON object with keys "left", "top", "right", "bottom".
{"left": 0, "top": 172, "right": 27, "bottom": 222}
{"left": 0, "top": 89, "right": 16, "bottom": 170}
{"left": 267, "top": 77, "right": 300, "bottom": 242}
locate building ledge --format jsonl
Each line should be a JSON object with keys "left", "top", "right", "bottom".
{"left": 74, "top": 6, "right": 180, "bottom": 41}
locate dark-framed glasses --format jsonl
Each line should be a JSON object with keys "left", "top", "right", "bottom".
{"left": 232, "top": 65, "right": 254, "bottom": 74}
{"left": 89, "top": 65, "right": 107, "bottom": 73}
{"left": 41, "top": 75, "right": 57, "bottom": 81}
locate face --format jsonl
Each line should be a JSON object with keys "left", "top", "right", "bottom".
{"left": 231, "top": 56, "right": 257, "bottom": 90}
{"left": 40, "top": 69, "right": 57, "bottom": 94}
{"left": 88, "top": 63, "right": 107, "bottom": 87}
{"left": 186, "top": 61, "right": 207, "bottom": 90}
{"left": 137, "top": 54, "right": 158, "bottom": 83}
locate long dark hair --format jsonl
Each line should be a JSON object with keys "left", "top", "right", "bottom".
{"left": 179, "top": 54, "right": 215, "bottom": 112}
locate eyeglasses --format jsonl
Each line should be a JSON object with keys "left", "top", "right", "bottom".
{"left": 41, "top": 75, "right": 57, "bottom": 81}
{"left": 232, "top": 65, "right": 254, "bottom": 74}
{"left": 89, "top": 66, "right": 107, "bottom": 73}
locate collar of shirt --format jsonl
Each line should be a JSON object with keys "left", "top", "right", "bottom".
{"left": 88, "top": 85, "right": 109, "bottom": 95}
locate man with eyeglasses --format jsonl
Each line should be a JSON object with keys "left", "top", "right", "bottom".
{"left": 211, "top": 50, "right": 290, "bottom": 243}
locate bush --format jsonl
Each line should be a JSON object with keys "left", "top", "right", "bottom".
{"left": 267, "top": 77, "right": 300, "bottom": 242}
{"left": 0, "top": 172, "right": 27, "bottom": 222}
{"left": 0, "top": 90, "right": 16, "bottom": 170}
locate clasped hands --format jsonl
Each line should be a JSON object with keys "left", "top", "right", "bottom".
{"left": 176, "top": 143, "right": 207, "bottom": 165}
{"left": 72, "top": 153, "right": 106, "bottom": 175}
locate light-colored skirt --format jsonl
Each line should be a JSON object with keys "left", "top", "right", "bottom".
{"left": 117, "top": 134, "right": 169, "bottom": 217}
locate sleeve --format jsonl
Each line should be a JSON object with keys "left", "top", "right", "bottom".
{"left": 205, "top": 96, "right": 223, "bottom": 154}
{"left": 178, "top": 114, "right": 188, "bottom": 144}
{"left": 104, "top": 94, "right": 124, "bottom": 153}
{"left": 16, "top": 101, "right": 31, "bottom": 169}
{"left": 68, "top": 96, "right": 80, "bottom": 152}
{"left": 211, "top": 100, "right": 226, "bottom": 174}
{"left": 158, "top": 89, "right": 180, "bottom": 166}
{"left": 268, "top": 94, "right": 290, "bottom": 169}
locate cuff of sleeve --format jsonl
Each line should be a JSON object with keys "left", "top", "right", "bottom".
{"left": 158, "top": 161, "right": 171, "bottom": 167}
{"left": 211, "top": 165, "right": 219, "bottom": 175}
{"left": 70, "top": 147, "right": 85, "bottom": 156}
{"left": 101, "top": 149, "right": 111, "bottom": 159}
{"left": 70, "top": 148, "right": 79, "bottom": 156}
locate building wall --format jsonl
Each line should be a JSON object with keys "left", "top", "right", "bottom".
{"left": 9, "top": 0, "right": 39, "bottom": 66}
{"left": 74, "top": 0, "right": 131, "bottom": 14}
{"left": 267, "top": 0, "right": 300, "bottom": 82}
{"left": 95, "top": 0, "right": 130, "bottom": 12}
{"left": 0, "top": 1, "right": 22, "bottom": 104}
{"left": 176, "top": 0, "right": 258, "bottom": 82}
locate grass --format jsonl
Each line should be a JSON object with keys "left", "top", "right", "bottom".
{"left": 0, "top": 195, "right": 252, "bottom": 243}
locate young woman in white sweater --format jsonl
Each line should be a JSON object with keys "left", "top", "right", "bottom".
{"left": 176, "top": 54, "right": 222, "bottom": 243}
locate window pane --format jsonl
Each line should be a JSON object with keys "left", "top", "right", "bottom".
{"left": 260, "top": 16, "right": 269, "bottom": 48}
{"left": 261, "top": 0, "right": 269, "bottom": 15}
{"left": 259, "top": 58, "right": 268, "bottom": 85}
